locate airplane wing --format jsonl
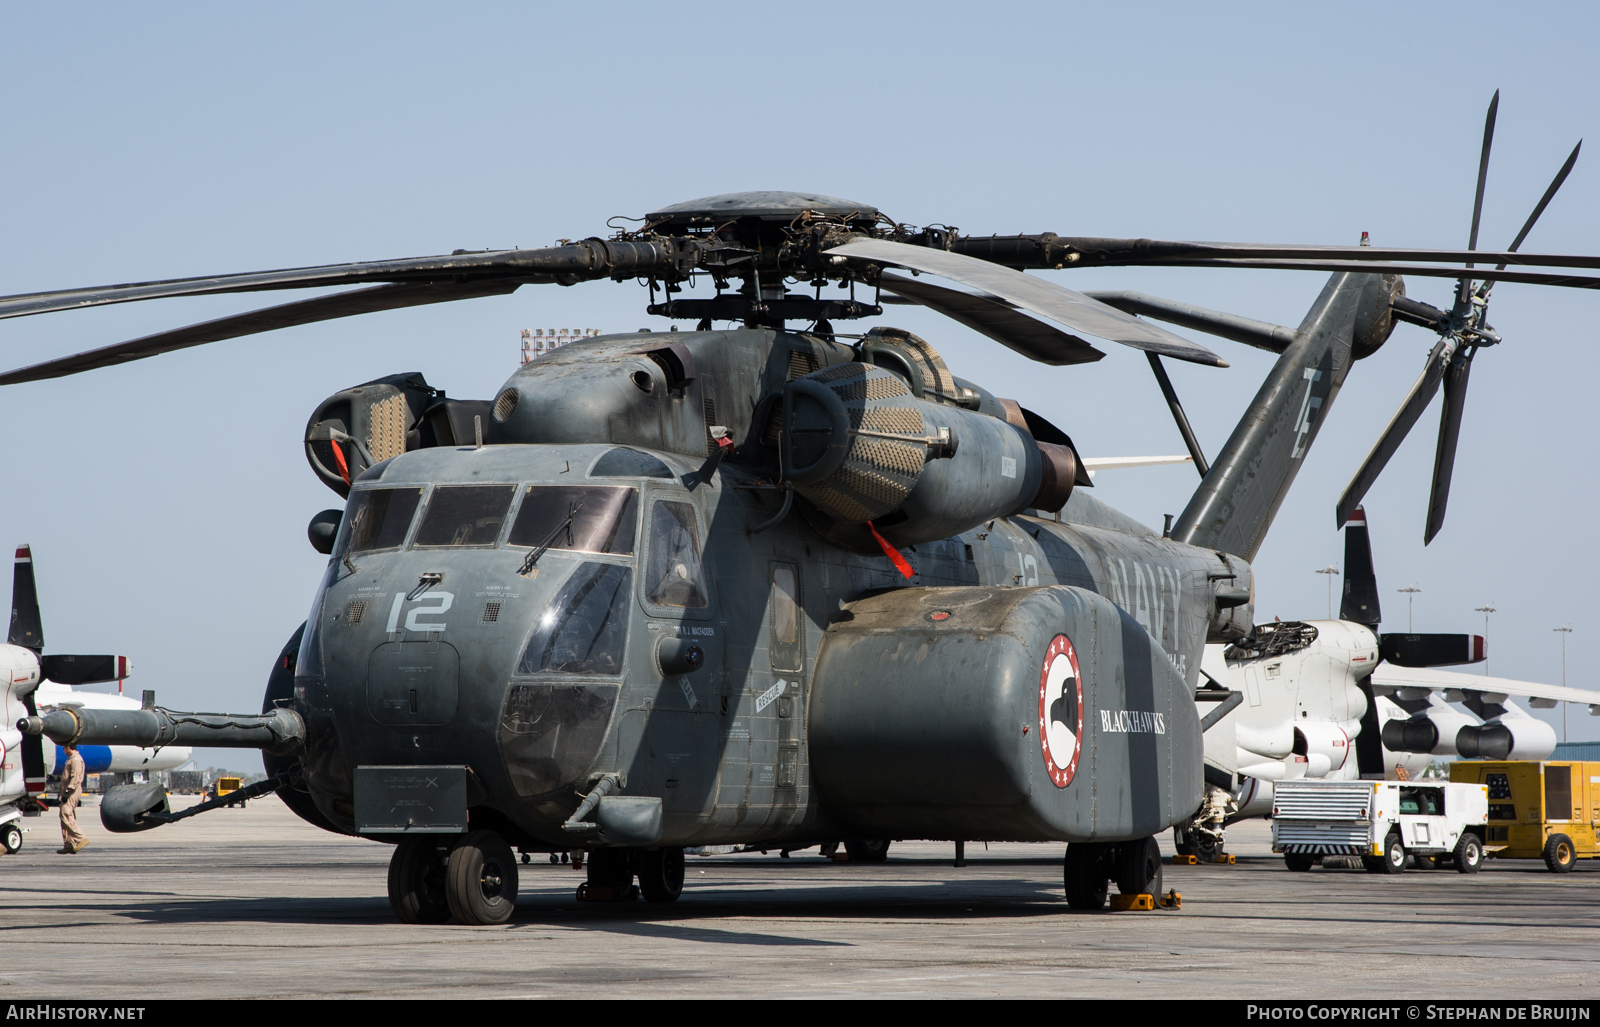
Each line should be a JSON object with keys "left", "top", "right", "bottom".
{"left": 1369, "top": 665, "right": 1600, "bottom": 714}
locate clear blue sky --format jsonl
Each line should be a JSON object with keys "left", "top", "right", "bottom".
{"left": 2, "top": 2, "right": 1596, "bottom": 771}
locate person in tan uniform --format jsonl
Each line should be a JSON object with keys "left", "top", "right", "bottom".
{"left": 57, "top": 743, "right": 89, "bottom": 854}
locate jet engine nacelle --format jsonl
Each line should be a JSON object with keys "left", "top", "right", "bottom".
{"left": 1457, "top": 713, "right": 1557, "bottom": 761}
{"left": 809, "top": 584, "right": 1201, "bottom": 842}
{"left": 782, "top": 363, "right": 1073, "bottom": 549}
{"left": 0, "top": 644, "right": 41, "bottom": 697}
{"left": 1293, "top": 721, "right": 1352, "bottom": 777}
{"left": 1380, "top": 700, "right": 1480, "bottom": 756}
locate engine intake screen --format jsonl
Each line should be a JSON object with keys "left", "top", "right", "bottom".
{"left": 414, "top": 484, "right": 516, "bottom": 547}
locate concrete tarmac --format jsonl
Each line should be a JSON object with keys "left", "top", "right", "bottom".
{"left": 0, "top": 796, "right": 1595, "bottom": 999}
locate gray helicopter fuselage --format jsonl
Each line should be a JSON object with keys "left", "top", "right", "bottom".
{"left": 294, "top": 327, "right": 1251, "bottom": 849}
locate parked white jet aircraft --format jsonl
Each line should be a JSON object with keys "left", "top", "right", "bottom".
{"left": 1176, "top": 509, "right": 1598, "bottom": 857}
{"left": 2, "top": 546, "right": 189, "bottom": 854}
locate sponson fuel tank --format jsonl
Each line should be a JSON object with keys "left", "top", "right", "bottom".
{"left": 808, "top": 585, "right": 1202, "bottom": 841}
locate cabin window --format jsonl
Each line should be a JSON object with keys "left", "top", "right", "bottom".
{"left": 769, "top": 563, "right": 802, "bottom": 673}
{"left": 772, "top": 566, "right": 798, "bottom": 645}
{"left": 508, "top": 485, "right": 638, "bottom": 556}
{"left": 344, "top": 487, "right": 424, "bottom": 553}
{"left": 644, "top": 501, "right": 707, "bottom": 608}
{"left": 413, "top": 485, "right": 516, "bottom": 547}
{"left": 517, "top": 563, "right": 633, "bottom": 675}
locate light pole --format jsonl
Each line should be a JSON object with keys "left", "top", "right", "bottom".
{"left": 1555, "top": 626, "right": 1572, "bottom": 742}
{"left": 1475, "top": 605, "right": 1496, "bottom": 675}
{"left": 1315, "top": 565, "right": 1339, "bottom": 620}
{"left": 1398, "top": 586, "right": 1422, "bottom": 632}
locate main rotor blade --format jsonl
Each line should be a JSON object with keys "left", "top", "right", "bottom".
{"left": 1123, "top": 257, "right": 1600, "bottom": 290}
{"left": 1423, "top": 347, "right": 1476, "bottom": 545}
{"left": 0, "top": 280, "right": 523, "bottom": 386}
{"left": 828, "top": 238, "right": 1226, "bottom": 367}
{"left": 0, "top": 239, "right": 676, "bottom": 322}
{"left": 877, "top": 271, "right": 1106, "bottom": 365}
{"left": 950, "top": 236, "right": 1600, "bottom": 272}
{"left": 1335, "top": 339, "right": 1453, "bottom": 527}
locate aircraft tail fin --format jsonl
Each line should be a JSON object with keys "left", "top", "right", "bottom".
{"left": 8, "top": 544, "right": 42, "bottom": 652}
{"left": 1172, "top": 271, "right": 1400, "bottom": 561}
{"left": 1339, "top": 506, "right": 1382, "bottom": 628}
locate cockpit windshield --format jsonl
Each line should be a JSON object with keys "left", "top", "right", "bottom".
{"left": 414, "top": 485, "right": 517, "bottom": 547}
{"left": 517, "top": 562, "right": 633, "bottom": 675}
{"left": 508, "top": 485, "right": 638, "bottom": 556}
{"left": 344, "top": 487, "right": 424, "bottom": 553}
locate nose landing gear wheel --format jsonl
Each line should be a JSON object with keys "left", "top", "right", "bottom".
{"left": 388, "top": 837, "right": 451, "bottom": 924}
{"left": 638, "top": 847, "right": 686, "bottom": 903}
{"left": 1, "top": 822, "right": 23, "bottom": 854}
{"left": 446, "top": 830, "right": 519, "bottom": 925}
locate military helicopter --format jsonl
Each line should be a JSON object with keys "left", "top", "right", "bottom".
{"left": 13, "top": 97, "right": 1600, "bottom": 924}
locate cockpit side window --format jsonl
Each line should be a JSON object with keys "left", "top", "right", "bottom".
{"left": 517, "top": 562, "right": 633, "bottom": 675}
{"left": 508, "top": 485, "right": 638, "bottom": 556}
{"left": 644, "top": 500, "right": 707, "bottom": 608}
{"left": 345, "top": 487, "right": 424, "bottom": 553}
{"left": 413, "top": 485, "right": 516, "bottom": 547}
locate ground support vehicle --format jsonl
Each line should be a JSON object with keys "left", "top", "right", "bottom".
{"left": 1270, "top": 779, "right": 1488, "bottom": 874}
{"left": 1449, "top": 760, "right": 1600, "bottom": 872}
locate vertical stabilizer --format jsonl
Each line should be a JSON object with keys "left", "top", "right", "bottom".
{"left": 1339, "top": 506, "right": 1382, "bottom": 628}
{"left": 1172, "top": 272, "right": 1393, "bottom": 561}
{"left": 9, "top": 545, "right": 43, "bottom": 652}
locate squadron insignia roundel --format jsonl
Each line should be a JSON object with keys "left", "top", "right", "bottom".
{"left": 1038, "top": 633, "right": 1083, "bottom": 788}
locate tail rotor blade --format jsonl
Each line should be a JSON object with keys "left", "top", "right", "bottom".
{"left": 1458, "top": 90, "right": 1500, "bottom": 306}
{"left": 1340, "top": 506, "right": 1382, "bottom": 628}
{"left": 8, "top": 545, "right": 43, "bottom": 652}
{"left": 1423, "top": 348, "right": 1476, "bottom": 545}
{"left": 1336, "top": 340, "right": 1453, "bottom": 527}
{"left": 1502, "top": 140, "right": 1581, "bottom": 259}
{"left": 1467, "top": 91, "right": 1500, "bottom": 253}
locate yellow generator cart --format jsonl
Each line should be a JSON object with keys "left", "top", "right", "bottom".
{"left": 1449, "top": 761, "right": 1599, "bottom": 872}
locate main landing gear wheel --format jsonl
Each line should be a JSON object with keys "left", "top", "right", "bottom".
{"left": 638, "top": 847, "right": 686, "bottom": 903}
{"left": 844, "top": 838, "right": 891, "bottom": 863}
{"left": 1, "top": 822, "right": 22, "bottom": 854}
{"left": 1116, "top": 836, "right": 1163, "bottom": 898}
{"left": 1062, "top": 842, "right": 1109, "bottom": 910}
{"left": 446, "top": 830, "right": 519, "bottom": 925}
{"left": 1544, "top": 833, "right": 1576, "bottom": 874}
{"left": 387, "top": 836, "right": 450, "bottom": 925}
